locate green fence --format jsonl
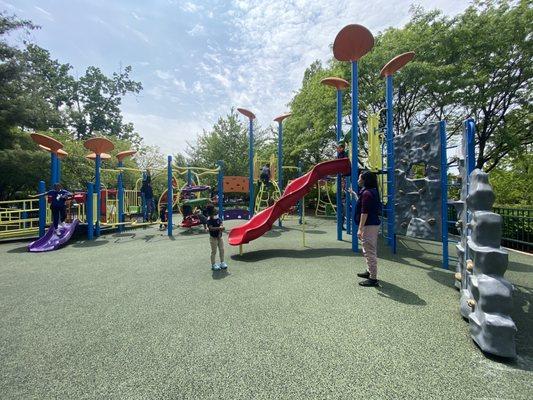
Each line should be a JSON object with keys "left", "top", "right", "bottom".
{"left": 447, "top": 205, "right": 533, "bottom": 253}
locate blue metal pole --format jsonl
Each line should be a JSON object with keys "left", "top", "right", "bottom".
{"left": 336, "top": 88, "right": 343, "bottom": 241}
{"left": 277, "top": 121, "right": 283, "bottom": 227}
{"left": 217, "top": 160, "right": 224, "bottom": 220}
{"left": 95, "top": 154, "right": 101, "bottom": 237}
{"left": 38, "top": 180, "right": 46, "bottom": 237}
{"left": 297, "top": 160, "right": 303, "bottom": 225}
{"left": 87, "top": 182, "right": 94, "bottom": 240}
{"left": 466, "top": 119, "right": 476, "bottom": 173}
{"left": 248, "top": 118, "right": 254, "bottom": 218}
{"left": 386, "top": 74, "right": 396, "bottom": 253}
{"left": 463, "top": 118, "right": 476, "bottom": 273}
{"left": 167, "top": 155, "right": 173, "bottom": 237}
{"left": 346, "top": 176, "right": 351, "bottom": 235}
{"left": 50, "top": 153, "right": 57, "bottom": 187}
{"left": 57, "top": 158, "right": 61, "bottom": 183}
{"left": 351, "top": 61, "right": 359, "bottom": 253}
{"left": 118, "top": 160, "right": 124, "bottom": 233}
{"left": 440, "top": 121, "right": 449, "bottom": 269}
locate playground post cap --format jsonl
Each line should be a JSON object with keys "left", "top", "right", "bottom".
{"left": 380, "top": 51, "right": 416, "bottom": 77}
{"left": 83, "top": 137, "right": 115, "bottom": 154}
{"left": 116, "top": 150, "right": 137, "bottom": 161}
{"left": 38, "top": 144, "right": 68, "bottom": 159}
{"left": 333, "top": 24, "right": 374, "bottom": 61}
{"left": 273, "top": 112, "right": 292, "bottom": 123}
{"left": 237, "top": 108, "right": 256, "bottom": 120}
{"left": 320, "top": 77, "right": 350, "bottom": 90}
{"left": 30, "top": 133, "right": 63, "bottom": 152}
{"left": 85, "top": 152, "right": 112, "bottom": 160}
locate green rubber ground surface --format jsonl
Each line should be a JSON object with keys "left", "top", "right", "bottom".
{"left": 0, "top": 217, "right": 531, "bottom": 399}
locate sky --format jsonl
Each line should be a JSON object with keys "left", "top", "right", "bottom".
{"left": 2, "top": 0, "right": 472, "bottom": 155}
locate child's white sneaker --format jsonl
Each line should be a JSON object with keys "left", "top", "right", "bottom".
{"left": 211, "top": 264, "right": 220, "bottom": 271}
{"left": 54, "top": 229, "right": 61, "bottom": 235}
{"left": 219, "top": 262, "right": 228, "bottom": 270}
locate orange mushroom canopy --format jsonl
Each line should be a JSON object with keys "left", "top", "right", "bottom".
{"left": 30, "top": 133, "right": 63, "bottom": 152}
{"left": 84, "top": 137, "right": 115, "bottom": 154}
{"left": 85, "top": 152, "right": 112, "bottom": 160}
{"left": 333, "top": 24, "right": 374, "bottom": 62}
{"left": 237, "top": 108, "right": 256, "bottom": 120}
{"left": 320, "top": 77, "right": 350, "bottom": 90}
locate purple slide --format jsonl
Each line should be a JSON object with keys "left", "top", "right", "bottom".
{"left": 28, "top": 219, "right": 79, "bottom": 252}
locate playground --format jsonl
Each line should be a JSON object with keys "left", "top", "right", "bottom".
{"left": 0, "top": 218, "right": 531, "bottom": 399}
{"left": 1, "top": 2, "right": 532, "bottom": 398}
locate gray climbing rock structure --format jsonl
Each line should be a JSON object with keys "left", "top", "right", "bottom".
{"left": 456, "top": 167, "right": 516, "bottom": 358}
{"left": 394, "top": 123, "right": 442, "bottom": 241}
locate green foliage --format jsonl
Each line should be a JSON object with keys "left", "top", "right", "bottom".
{"left": 490, "top": 153, "right": 533, "bottom": 206}
{"left": 185, "top": 108, "right": 270, "bottom": 177}
{"left": 0, "top": 128, "right": 146, "bottom": 200}
{"left": 0, "top": 12, "right": 142, "bottom": 142}
{"left": 284, "top": 0, "right": 532, "bottom": 176}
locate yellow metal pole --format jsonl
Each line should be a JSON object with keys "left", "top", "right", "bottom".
{"left": 302, "top": 195, "right": 306, "bottom": 247}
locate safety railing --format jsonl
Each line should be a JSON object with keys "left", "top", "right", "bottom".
{"left": 447, "top": 204, "right": 533, "bottom": 253}
{"left": 0, "top": 198, "right": 45, "bottom": 239}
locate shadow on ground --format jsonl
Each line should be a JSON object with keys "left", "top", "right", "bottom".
{"left": 232, "top": 247, "right": 355, "bottom": 262}
{"left": 376, "top": 280, "right": 427, "bottom": 306}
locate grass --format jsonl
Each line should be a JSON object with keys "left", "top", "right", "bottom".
{"left": 0, "top": 217, "right": 531, "bottom": 399}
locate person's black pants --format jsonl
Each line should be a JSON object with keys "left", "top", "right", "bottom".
{"left": 51, "top": 206, "right": 66, "bottom": 229}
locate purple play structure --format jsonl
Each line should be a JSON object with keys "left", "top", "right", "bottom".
{"left": 28, "top": 219, "right": 79, "bottom": 252}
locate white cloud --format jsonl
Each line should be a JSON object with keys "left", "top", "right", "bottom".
{"left": 124, "top": 24, "right": 150, "bottom": 44}
{"left": 131, "top": 11, "right": 143, "bottom": 21}
{"left": 181, "top": 2, "right": 201, "bottom": 13}
{"left": 124, "top": 112, "right": 205, "bottom": 154}
{"left": 193, "top": 81, "right": 204, "bottom": 94}
{"left": 155, "top": 69, "right": 173, "bottom": 80}
{"left": 187, "top": 24, "right": 205, "bottom": 36}
{"left": 173, "top": 79, "right": 187, "bottom": 91}
{"left": 205, "top": 0, "right": 472, "bottom": 126}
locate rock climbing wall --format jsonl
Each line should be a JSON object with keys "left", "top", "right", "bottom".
{"left": 394, "top": 123, "right": 442, "bottom": 241}
{"left": 458, "top": 169, "right": 517, "bottom": 358}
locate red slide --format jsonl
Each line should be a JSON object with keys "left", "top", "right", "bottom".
{"left": 228, "top": 158, "right": 351, "bottom": 246}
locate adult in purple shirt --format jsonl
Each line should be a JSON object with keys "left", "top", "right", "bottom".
{"left": 350, "top": 171, "right": 382, "bottom": 287}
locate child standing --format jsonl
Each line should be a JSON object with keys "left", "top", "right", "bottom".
{"left": 260, "top": 163, "right": 271, "bottom": 188}
{"left": 206, "top": 204, "right": 227, "bottom": 271}
{"left": 159, "top": 205, "right": 167, "bottom": 230}
{"left": 36, "top": 183, "right": 72, "bottom": 235}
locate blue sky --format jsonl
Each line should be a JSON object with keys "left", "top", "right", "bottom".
{"left": 3, "top": 0, "right": 471, "bottom": 155}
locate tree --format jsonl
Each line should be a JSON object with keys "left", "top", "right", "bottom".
{"left": 490, "top": 152, "right": 533, "bottom": 206}
{"left": 0, "top": 12, "right": 38, "bottom": 133}
{"left": 451, "top": 0, "right": 532, "bottom": 170}
{"left": 283, "top": 0, "right": 532, "bottom": 173}
{"left": 186, "top": 108, "right": 269, "bottom": 177}
{"left": 68, "top": 65, "right": 143, "bottom": 141}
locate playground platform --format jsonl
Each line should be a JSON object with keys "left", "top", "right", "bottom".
{"left": 0, "top": 217, "right": 531, "bottom": 399}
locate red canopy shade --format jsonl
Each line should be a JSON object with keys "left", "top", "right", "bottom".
{"left": 30, "top": 133, "right": 63, "bottom": 152}
{"left": 237, "top": 108, "right": 256, "bottom": 120}
{"left": 273, "top": 113, "right": 291, "bottom": 123}
{"left": 380, "top": 52, "right": 415, "bottom": 77}
{"left": 84, "top": 137, "right": 115, "bottom": 154}
{"left": 320, "top": 77, "right": 350, "bottom": 90}
{"left": 333, "top": 24, "right": 374, "bottom": 62}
